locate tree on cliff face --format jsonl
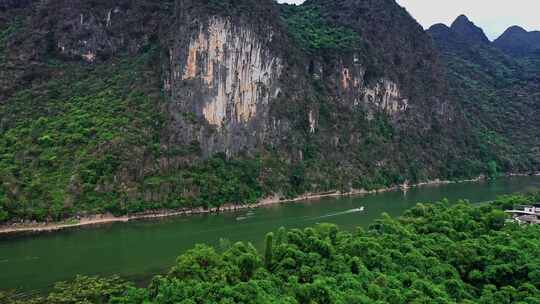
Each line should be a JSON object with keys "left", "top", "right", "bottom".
{"left": 0, "top": 0, "right": 535, "bottom": 224}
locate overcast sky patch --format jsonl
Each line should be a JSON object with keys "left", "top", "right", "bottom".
{"left": 276, "top": 0, "right": 540, "bottom": 40}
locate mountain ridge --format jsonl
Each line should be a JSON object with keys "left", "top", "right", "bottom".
{"left": 0, "top": 1, "right": 537, "bottom": 223}
{"left": 494, "top": 25, "right": 540, "bottom": 56}
{"left": 450, "top": 14, "right": 490, "bottom": 45}
{"left": 428, "top": 15, "right": 540, "bottom": 176}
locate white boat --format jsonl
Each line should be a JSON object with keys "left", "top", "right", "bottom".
{"left": 350, "top": 207, "right": 365, "bottom": 212}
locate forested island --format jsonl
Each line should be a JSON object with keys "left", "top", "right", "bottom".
{"left": 2, "top": 192, "right": 539, "bottom": 303}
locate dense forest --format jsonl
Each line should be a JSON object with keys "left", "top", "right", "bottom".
{"left": 2, "top": 192, "right": 540, "bottom": 303}
{"left": 0, "top": 0, "right": 500, "bottom": 224}
{"left": 0, "top": 0, "right": 538, "bottom": 226}
{"left": 2, "top": 0, "right": 540, "bottom": 302}
{"left": 428, "top": 15, "right": 540, "bottom": 174}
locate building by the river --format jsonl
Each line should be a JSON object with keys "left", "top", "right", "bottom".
{"left": 505, "top": 204, "right": 540, "bottom": 224}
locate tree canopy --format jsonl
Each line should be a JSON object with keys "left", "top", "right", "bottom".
{"left": 3, "top": 192, "right": 540, "bottom": 303}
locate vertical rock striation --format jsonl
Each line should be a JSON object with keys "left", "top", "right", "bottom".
{"left": 165, "top": 0, "right": 289, "bottom": 157}
{"left": 179, "top": 17, "right": 283, "bottom": 128}
{"left": 1, "top": 0, "right": 506, "bottom": 221}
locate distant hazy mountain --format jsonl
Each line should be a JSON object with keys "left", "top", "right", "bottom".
{"left": 494, "top": 25, "right": 540, "bottom": 56}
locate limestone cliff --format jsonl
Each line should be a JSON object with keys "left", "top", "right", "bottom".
{"left": 0, "top": 0, "right": 491, "bottom": 222}
{"left": 166, "top": 12, "right": 284, "bottom": 156}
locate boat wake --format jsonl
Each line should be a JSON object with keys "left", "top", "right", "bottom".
{"left": 236, "top": 211, "right": 256, "bottom": 221}
{"left": 314, "top": 207, "right": 365, "bottom": 219}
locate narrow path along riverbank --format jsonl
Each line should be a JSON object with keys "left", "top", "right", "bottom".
{"left": 0, "top": 174, "right": 527, "bottom": 236}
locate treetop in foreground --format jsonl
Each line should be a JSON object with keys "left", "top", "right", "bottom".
{"left": 3, "top": 193, "right": 540, "bottom": 303}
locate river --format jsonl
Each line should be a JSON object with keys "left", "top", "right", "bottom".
{"left": 1, "top": 176, "right": 540, "bottom": 292}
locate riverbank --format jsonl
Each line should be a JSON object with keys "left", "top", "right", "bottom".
{"left": 0, "top": 174, "right": 517, "bottom": 236}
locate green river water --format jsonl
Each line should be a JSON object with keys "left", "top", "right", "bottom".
{"left": 1, "top": 176, "right": 540, "bottom": 292}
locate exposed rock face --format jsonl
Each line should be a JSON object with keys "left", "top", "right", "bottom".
{"left": 179, "top": 17, "right": 283, "bottom": 128}
{"left": 45, "top": 1, "right": 162, "bottom": 61}
{"left": 2, "top": 0, "right": 461, "bottom": 158}
{"left": 166, "top": 3, "right": 288, "bottom": 156}
{"left": 164, "top": 0, "right": 428, "bottom": 159}
{"left": 337, "top": 65, "right": 407, "bottom": 115}
{"left": 1, "top": 0, "right": 498, "bottom": 220}
{"left": 0, "top": 0, "right": 165, "bottom": 102}
{"left": 365, "top": 79, "right": 408, "bottom": 115}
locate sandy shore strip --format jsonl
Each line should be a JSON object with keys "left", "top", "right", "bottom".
{"left": 0, "top": 174, "right": 533, "bottom": 236}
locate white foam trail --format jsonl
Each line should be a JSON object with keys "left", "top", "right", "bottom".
{"left": 314, "top": 207, "right": 365, "bottom": 219}
{"left": 236, "top": 211, "right": 256, "bottom": 221}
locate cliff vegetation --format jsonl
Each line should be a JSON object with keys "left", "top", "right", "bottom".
{"left": 0, "top": 1, "right": 538, "bottom": 224}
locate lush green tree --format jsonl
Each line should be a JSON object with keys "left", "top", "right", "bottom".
{"left": 10, "top": 193, "right": 540, "bottom": 304}
{"left": 264, "top": 232, "right": 274, "bottom": 270}
{"left": 487, "top": 161, "right": 499, "bottom": 179}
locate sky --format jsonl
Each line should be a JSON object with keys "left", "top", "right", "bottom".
{"left": 276, "top": 0, "right": 540, "bottom": 40}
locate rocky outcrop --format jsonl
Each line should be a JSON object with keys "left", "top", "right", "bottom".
{"left": 0, "top": 0, "right": 164, "bottom": 63}
{"left": 307, "top": 0, "right": 455, "bottom": 125}
{"left": 1, "top": 0, "right": 495, "bottom": 221}
{"left": 2, "top": 0, "right": 461, "bottom": 157}
{"left": 0, "top": 0, "right": 167, "bottom": 102}
{"left": 337, "top": 64, "right": 407, "bottom": 115}
{"left": 45, "top": 0, "right": 163, "bottom": 61}
{"left": 178, "top": 17, "right": 283, "bottom": 128}
{"left": 165, "top": 1, "right": 289, "bottom": 156}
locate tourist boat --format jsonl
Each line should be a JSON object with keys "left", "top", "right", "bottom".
{"left": 505, "top": 204, "right": 540, "bottom": 224}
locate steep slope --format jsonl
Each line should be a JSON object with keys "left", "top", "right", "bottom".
{"left": 450, "top": 15, "right": 490, "bottom": 45}
{"left": 494, "top": 26, "right": 540, "bottom": 57}
{"left": 428, "top": 17, "right": 540, "bottom": 173}
{"left": 282, "top": 0, "right": 478, "bottom": 176}
{"left": 0, "top": 0, "right": 490, "bottom": 223}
